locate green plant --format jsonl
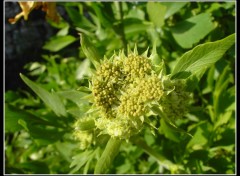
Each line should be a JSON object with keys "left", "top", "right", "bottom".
{"left": 5, "top": 2, "right": 235, "bottom": 174}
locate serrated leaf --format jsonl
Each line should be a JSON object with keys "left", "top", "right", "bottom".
{"left": 70, "top": 149, "right": 97, "bottom": 174}
{"left": 94, "top": 138, "right": 122, "bottom": 174}
{"left": 170, "top": 13, "right": 215, "bottom": 48}
{"left": 171, "top": 33, "right": 235, "bottom": 80}
{"left": 43, "top": 35, "right": 77, "bottom": 52}
{"left": 70, "top": 151, "right": 90, "bottom": 170}
{"left": 20, "top": 74, "right": 67, "bottom": 117}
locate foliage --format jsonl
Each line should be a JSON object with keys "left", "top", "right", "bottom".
{"left": 5, "top": 2, "right": 235, "bottom": 174}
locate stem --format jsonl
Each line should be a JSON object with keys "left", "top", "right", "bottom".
{"left": 94, "top": 137, "right": 122, "bottom": 174}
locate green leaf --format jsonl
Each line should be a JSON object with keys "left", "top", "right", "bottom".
{"left": 147, "top": 2, "right": 167, "bottom": 28}
{"left": 4, "top": 104, "right": 23, "bottom": 132}
{"left": 123, "top": 18, "right": 152, "bottom": 37}
{"left": 76, "top": 119, "right": 95, "bottom": 131}
{"left": 162, "top": 2, "right": 188, "bottom": 19}
{"left": 70, "top": 149, "right": 97, "bottom": 174}
{"left": 159, "top": 118, "right": 180, "bottom": 143}
{"left": 94, "top": 138, "right": 122, "bottom": 174}
{"left": 5, "top": 104, "right": 55, "bottom": 133}
{"left": 80, "top": 34, "right": 101, "bottom": 69}
{"left": 187, "top": 127, "right": 208, "bottom": 150}
{"left": 17, "top": 161, "right": 50, "bottom": 174}
{"left": 17, "top": 118, "right": 66, "bottom": 146}
{"left": 65, "top": 5, "right": 95, "bottom": 29}
{"left": 171, "top": 33, "right": 235, "bottom": 80}
{"left": 20, "top": 74, "right": 67, "bottom": 117}
{"left": 214, "top": 111, "right": 233, "bottom": 130}
{"left": 170, "top": 13, "right": 215, "bottom": 48}
{"left": 43, "top": 35, "right": 77, "bottom": 52}
{"left": 56, "top": 25, "right": 70, "bottom": 36}
{"left": 75, "top": 59, "right": 91, "bottom": 80}
{"left": 151, "top": 105, "right": 192, "bottom": 138}
{"left": 131, "top": 137, "right": 177, "bottom": 170}
{"left": 126, "top": 7, "right": 145, "bottom": 20}
{"left": 213, "top": 66, "right": 234, "bottom": 118}
{"left": 57, "top": 90, "right": 89, "bottom": 106}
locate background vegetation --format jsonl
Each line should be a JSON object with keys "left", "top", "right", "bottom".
{"left": 5, "top": 1, "right": 235, "bottom": 174}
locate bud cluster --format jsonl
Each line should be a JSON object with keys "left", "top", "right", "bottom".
{"left": 90, "top": 50, "right": 165, "bottom": 139}
{"left": 123, "top": 54, "right": 152, "bottom": 82}
{"left": 92, "top": 79, "right": 118, "bottom": 118}
{"left": 86, "top": 48, "right": 191, "bottom": 139}
{"left": 73, "top": 116, "right": 95, "bottom": 149}
{"left": 160, "top": 79, "right": 191, "bottom": 121}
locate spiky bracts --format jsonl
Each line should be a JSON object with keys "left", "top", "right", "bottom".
{"left": 74, "top": 46, "right": 191, "bottom": 142}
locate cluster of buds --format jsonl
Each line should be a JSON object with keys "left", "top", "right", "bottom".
{"left": 73, "top": 116, "right": 95, "bottom": 149}
{"left": 122, "top": 54, "right": 152, "bottom": 82}
{"left": 75, "top": 46, "right": 192, "bottom": 141}
{"left": 160, "top": 78, "right": 191, "bottom": 121}
{"left": 91, "top": 48, "right": 167, "bottom": 139}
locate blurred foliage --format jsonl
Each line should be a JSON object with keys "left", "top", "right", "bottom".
{"left": 5, "top": 1, "right": 235, "bottom": 174}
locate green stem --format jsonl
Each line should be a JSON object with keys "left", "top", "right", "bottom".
{"left": 94, "top": 137, "right": 122, "bottom": 174}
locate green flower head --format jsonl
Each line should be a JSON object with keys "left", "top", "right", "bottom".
{"left": 88, "top": 46, "right": 191, "bottom": 140}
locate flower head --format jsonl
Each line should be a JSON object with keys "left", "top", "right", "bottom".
{"left": 75, "top": 45, "right": 192, "bottom": 141}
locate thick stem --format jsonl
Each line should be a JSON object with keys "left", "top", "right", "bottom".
{"left": 94, "top": 137, "right": 122, "bottom": 174}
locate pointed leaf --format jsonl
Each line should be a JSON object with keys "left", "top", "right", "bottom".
{"left": 171, "top": 33, "right": 235, "bottom": 79}
{"left": 162, "top": 2, "right": 188, "bottom": 19}
{"left": 20, "top": 74, "right": 67, "bottom": 117}
{"left": 80, "top": 34, "right": 101, "bottom": 69}
{"left": 43, "top": 35, "right": 77, "bottom": 52}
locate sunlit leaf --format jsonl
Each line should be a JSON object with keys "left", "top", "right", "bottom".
{"left": 80, "top": 34, "right": 101, "bottom": 69}
{"left": 147, "top": 2, "right": 167, "bottom": 28}
{"left": 171, "top": 33, "right": 235, "bottom": 80}
{"left": 170, "top": 13, "right": 215, "bottom": 48}
{"left": 20, "top": 74, "right": 67, "bottom": 117}
{"left": 43, "top": 35, "right": 77, "bottom": 52}
{"left": 162, "top": 2, "right": 188, "bottom": 19}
